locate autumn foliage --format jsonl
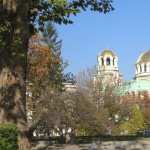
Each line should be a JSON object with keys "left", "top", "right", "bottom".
{"left": 28, "top": 34, "right": 60, "bottom": 81}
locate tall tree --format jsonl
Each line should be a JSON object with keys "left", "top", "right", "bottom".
{"left": 0, "top": 1, "right": 30, "bottom": 149}
{"left": 76, "top": 68, "right": 121, "bottom": 135}
{"left": 27, "top": 27, "right": 64, "bottom": 135}
{"left": 0, "top": 1, "right": 113, "bottom": 149}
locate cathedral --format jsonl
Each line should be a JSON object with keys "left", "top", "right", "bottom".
{"left": 95, "top": 49, "right": 150, "bottom": 96}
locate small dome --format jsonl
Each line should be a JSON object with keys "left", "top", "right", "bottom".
{"left": 137, "top": 50, "right": 150, "bottom": 64}
{"left": 100, "top": 49, "right": 115, "bottom": 57}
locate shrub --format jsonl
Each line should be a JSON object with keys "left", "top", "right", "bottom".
{"left": 0, "top": 124, "right": 18, "bottom": 150}
{"left": 118, "top": 104, "right": 147, "bottom": 135}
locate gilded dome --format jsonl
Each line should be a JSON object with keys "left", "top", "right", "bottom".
{"left": 137, "top": 50, "right": 150, "bottom": 64}
{"left": 100, "top": 49, "right": 115, "bottom": 57}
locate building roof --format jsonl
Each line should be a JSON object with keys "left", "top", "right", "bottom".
{"left": 116, "top": 79, "right": 150, "bottom": 96}
{"left": 100, "top": 49, "right": 116, "bottom": 57}
{"left": 137, "top": 50, "right": 150, "bottom": 64}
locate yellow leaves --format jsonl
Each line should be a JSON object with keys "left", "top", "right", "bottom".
{"left": 28, "top": 35, "right": 51, "bottom": 79}
{"left": 28, "top": 34, "right": 61, "bottom": 80}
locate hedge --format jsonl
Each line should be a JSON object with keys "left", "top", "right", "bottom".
{"left": 0, "top": 124, "right": 18, "bottom": 150}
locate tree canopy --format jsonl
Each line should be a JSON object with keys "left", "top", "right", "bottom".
{"left": 30, "top": 0, "right": 114, "bottom": 30}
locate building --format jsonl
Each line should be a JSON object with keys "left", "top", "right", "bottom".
{"left": 63, "top": 73, "right": 77, "bottom": 92}
{"left": 95, "top": 49, "right": 123, "bottom": 86}
{"left": 63, "top": 82, "right": 77, "bottom": 92}
{"left": 96, "top": 49, "right": 150, "bottom": 97}
{"left": 135, "top": 51, "right": 150, "bottom": 80}
{"left": 119, "top": 50, "right": 150, "bottom": 97}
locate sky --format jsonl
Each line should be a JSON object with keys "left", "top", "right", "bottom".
{"left": 56, "top": 0, "right": 150, "bottom": 80}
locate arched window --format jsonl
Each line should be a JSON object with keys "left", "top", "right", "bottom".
{"left": 101, "top": 58, "right": 104, "bottom": 66}
{"left": 140, "top": 65, "right": 142, "bottom": 73}
{"left": 144, "top": 64, "right": 147, "bottom": 72}
{"left": 106, "top": 57, "right": 111, "bottom": 66}
{"left": 113, "top": 58, "right": 115, "bottom": 66}
{"left": 136, "top": 66, "right": 138, "bottom": 73}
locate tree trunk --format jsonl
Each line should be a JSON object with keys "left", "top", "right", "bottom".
{"left": 0, "top": 0, "right": 31, "bottom": 149}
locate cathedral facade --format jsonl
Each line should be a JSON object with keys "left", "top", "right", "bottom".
{"left": 95, "top": 49, "right": 150, "bottom": 96}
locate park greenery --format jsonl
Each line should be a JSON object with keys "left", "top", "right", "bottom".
{"left": 0, "top": 124, "right": 18, "bottom": 150}
{"left": 0, "top": 0, "right": 150, "bottom": 150}
{"left": 0, "top": 0, "right": 113, "bottom": 149}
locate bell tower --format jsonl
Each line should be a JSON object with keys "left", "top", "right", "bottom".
{"left": 96, "top": 49, "right": 122, "bottom": 86}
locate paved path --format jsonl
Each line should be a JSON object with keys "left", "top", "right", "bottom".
{"left": 46, "top": 139, "right": 150, "bottom": 150}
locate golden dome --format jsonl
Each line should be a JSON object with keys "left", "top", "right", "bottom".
{"left": 137, "top": 50, "right": 150, "bottom": 64}
{"left": 100, "top": 49, "right": 116, "bottom": 57}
